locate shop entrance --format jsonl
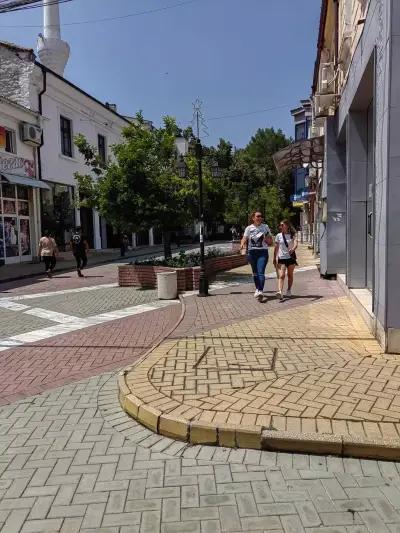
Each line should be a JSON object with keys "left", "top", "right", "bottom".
{"left": 0, "top": 182, "right": 32, "bottom": 264}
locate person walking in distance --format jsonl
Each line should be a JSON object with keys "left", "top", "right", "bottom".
{"left": 70, "top": 227, "right": 89, "bottom": 277}
{"left": 273, "top": 219, "right": 298, "bottom": 299}
{"left": 240, "top": 211, "right": 273, "bottom": 301}
{"left": 38, "top": 230, "right": 57, "bottom": 278}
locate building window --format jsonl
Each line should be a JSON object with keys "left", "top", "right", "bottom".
{"left": 295, "top": 122, "right": 307, "bottom": 141}
{"left": 60, "top": 116, "right": 73, "bottom": 157}
{"left": 98, "top": 134, "right": 106, "bottom": 163}
{"left": 5, "top": 129, "right": 16, "bottom": 154}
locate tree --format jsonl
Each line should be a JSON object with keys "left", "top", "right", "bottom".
{"left": 222, "top": 127, "right": 293, "bottom": 232}
{"left": 74, "top": 113, "right": 198, "bottom": 259}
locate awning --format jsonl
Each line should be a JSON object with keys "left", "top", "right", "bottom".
{"left": 272, "top": 136, "right": 325, "bottom": 175}
{"left": 1, "top": 173, "right": 50, "bottom": 190}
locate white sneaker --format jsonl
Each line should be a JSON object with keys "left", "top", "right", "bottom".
{"left": 285, "top": 289, "right": 292, "bottom": 297}
{"left": 254, "top": 289, "right": 260, "bottom": 298}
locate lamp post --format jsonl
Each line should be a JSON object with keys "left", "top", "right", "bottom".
{"left": 176, "top": 139, "right": 220, "bottom": 297}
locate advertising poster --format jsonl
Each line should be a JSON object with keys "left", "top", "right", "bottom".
{"left": 19, "top": 219, "right": 30, "bottom": 256}
{"left": 4, "top": 217, "right": 18, "bottom": 257}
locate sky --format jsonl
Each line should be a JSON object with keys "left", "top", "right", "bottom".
{"left": 0, "top": 0, "right": 321, "bottom": 147}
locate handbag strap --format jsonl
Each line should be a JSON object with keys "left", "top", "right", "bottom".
{"left": 282, "top": 232, "right": 289, "bottom": 249}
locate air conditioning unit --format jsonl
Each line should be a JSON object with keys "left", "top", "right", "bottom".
{"left": 310, "top": 125, "right": 320, "bottom": 138}
{"left": 314, "top": 94, "right": 336, "bottom": 118}
{"left": 20, "top": 123, "right": 42, "bottom": 146}
{"left": 319, "top": 62, "right": 335, "bottom": 94}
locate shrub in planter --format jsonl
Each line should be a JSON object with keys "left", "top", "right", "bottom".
{"left": 119, "top": 248, "right": 247, "bottom": 290}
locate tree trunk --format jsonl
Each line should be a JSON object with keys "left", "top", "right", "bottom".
{"left": 162, "top": 230, "right": 172, "bottom": 259}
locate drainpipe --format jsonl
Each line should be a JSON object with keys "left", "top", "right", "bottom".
{"left": 36, "top": 68, "right": 47, "bottom": 253}
{"left": 37, "top": 67, "right": 46, "bottom": 183}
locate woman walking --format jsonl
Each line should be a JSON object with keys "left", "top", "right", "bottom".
{"left": 38, "top": 230, "right": 57, "bottom": 278}
{"left": 273, "top": 219, "right": 298, "bottom": 299}
{"left": 240, "top": 211, "right": 273, "bottom": 301}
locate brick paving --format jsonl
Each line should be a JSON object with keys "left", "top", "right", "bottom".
{"left": 0, "top": 303, "right": 181, "bottom": 406}
{"left": 0, "top": 244, "right": 399, "bottom": 530}
{"left": 19, "top": 287, "right": 159, "bottom": 318}
{"left": 120, "top": 247, "right": 400, "bottom": 455}
{"left": 0, "top": 262, "right": 119, "bottom": 297}
{"left": 0, "top": 372, "right": 400, "bottom": 532}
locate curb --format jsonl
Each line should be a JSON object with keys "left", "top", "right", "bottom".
{"left": 117, "top": 270, "right": 400, "bottom": 461}
{"left": 118, "top": 294, "right": 186, "bottom": 410}
{"left": 118, "top": 386, "right": 400, "bottom": 459}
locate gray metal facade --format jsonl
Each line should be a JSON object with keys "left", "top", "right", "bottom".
{"left": 322, "top": 0, "right": 400, "bottom": 350}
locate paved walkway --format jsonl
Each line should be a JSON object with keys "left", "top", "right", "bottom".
{"left": 120, "top": 246, "right": 400, "bottom": 459}
{"left": 0, "top": 242, "right": 211, "bottom": 284}
{"left": 0, "top": 244, "right": 400, "bottom": 531}
{"left": 2, "top": 371, "right": 400, "bottom": 532}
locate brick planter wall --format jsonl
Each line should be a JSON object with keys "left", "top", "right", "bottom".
{"left": 118, "top": 253, "right": 247, "bottom": 291}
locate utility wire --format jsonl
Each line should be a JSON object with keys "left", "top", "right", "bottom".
{"left": 207, "top": 103, "right": 291, "bottom": 121}
{"left": 0, "top": 0, "right": 74, "bottom": 14}
{"left": 0, "top": 0, "right": 201, "bottom": 26}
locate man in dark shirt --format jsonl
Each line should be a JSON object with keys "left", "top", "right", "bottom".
{"left": 70, "top": 227, "right": 89, "bottom": 277}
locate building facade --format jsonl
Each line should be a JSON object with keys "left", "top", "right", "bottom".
{"left": 0, "top": 96, "right": 46, "bottom": 264}
{"left": 312, "top": 0, "right": 400, "bottom": 353}
{"left": 290, "top": 100, "right": 313, "bottom": 241}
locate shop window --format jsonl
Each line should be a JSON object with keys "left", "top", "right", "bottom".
{"left": 60, "top": 115, "right": 73, "bottom": 157}
{"left": 5, "top": 129, "right": 16, "bottom": 154}
{"left": 18, "top": 201, "right": 29, "bottom": 216}
{"left": 2, "top": 183, "right": 16, "bottom": 199}
{"left": 98, "top": 134, "right": 106, "bottom": 163}
{"left": 41, "top": 183, "right": 75, "bottom": 249}
{"left": 17, "top": 186, "right": 29, "bottom": 200}
{"left": 4, "top": 217, "right": 18, "bottom": 257}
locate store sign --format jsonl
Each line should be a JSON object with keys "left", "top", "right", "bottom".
{"left": 292, "top": 201, "right": 304, "bottom": 208}
{"left": 0, "top": 156, "right": 35, "bottom": 178}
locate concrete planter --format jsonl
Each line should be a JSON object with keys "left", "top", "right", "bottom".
{"left": 118, "top": 253, "right": 247, "bottom": 292}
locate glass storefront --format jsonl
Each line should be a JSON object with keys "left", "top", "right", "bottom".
{"left": 41, "top": 183, "right": 75, "bottom": 250}
{"left": 0, "top": 182, "right": 32, "bottom": 263}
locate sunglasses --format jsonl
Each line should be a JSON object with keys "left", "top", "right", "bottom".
{"left": 255, "top": 215, "right": 263, "bottom": 218}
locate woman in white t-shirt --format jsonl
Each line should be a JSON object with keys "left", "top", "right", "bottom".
{"left": 273, "top": 219, "right": 298, "bottom": 299}
{"left": 240, "top": 211, "right": 273, "bottom": 300}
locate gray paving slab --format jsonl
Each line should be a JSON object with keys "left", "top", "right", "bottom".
{"left": 21, "top": 287, "right": 158, "bottom": 318}
{"left": 0, "top": 371, "right": 398, "bottom": 533}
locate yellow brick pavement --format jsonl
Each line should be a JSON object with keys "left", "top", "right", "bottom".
{"left": 119, "top": 244, "right": 400, "bottom": 454}
{"left": 122, "top": 292, "right": 400, "bottom": 447}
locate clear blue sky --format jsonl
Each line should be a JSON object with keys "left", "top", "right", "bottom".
{"left": 0, "top": 0, "right": 321, "bottom": 147}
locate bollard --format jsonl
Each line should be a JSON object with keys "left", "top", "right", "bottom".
{"left": 157, "top": 271, "right": 178, "bottom": 299}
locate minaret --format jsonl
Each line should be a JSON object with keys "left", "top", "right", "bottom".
{"left": 37, "top": 0, "right": 70, "bottom": 76}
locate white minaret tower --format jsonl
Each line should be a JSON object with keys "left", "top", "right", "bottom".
{"left": 37, "top": 0, "right": 70, "bottom": 76}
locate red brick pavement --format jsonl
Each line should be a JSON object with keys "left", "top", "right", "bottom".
{"left": 0, "top": 303, "right": 181, "bottom": 405}
{"left": 0, "top": 268, "right": 344, "bottom": 406}
{"left": 173, "top": 269, "right": 345, "bottom": 339}
{"left": 0, "top": 262, "right": 118, "bottom": 296}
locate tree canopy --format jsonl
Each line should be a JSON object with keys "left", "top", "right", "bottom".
{"left": 74, "top": 116, "right": 293, "bottom": 256}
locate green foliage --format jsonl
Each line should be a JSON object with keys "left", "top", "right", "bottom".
{"left": 134, "top": 247, "right": 231, "bottom": 267}
{"left": 74, "top": 112, "right": 295, "bottom": 257}
{"left": 222, "top": 127, "right": 293, "bottom": 230}
{"left": 74, "top": 113, "right": 200, "bottom": 257}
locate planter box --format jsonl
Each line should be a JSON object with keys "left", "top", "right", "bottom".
{"left": 118, "top": 253, "right": 247, "bottom": 291}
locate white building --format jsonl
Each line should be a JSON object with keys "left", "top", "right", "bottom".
{"left": 0, "top": 96, "right": 46, "bottom": 263}
{"left": 0, "top": 0, "right": 155, "bottom": 251}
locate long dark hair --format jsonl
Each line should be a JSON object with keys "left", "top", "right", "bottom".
{"left": 280, "top": 219, "right": 296, "bottom": 238}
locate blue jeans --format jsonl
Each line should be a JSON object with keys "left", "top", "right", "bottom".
{"left": 248, "top": 249, "right": 269, "bottom": 291}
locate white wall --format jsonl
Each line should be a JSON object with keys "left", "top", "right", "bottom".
{"left": 40, "top": 73, "right": 128, "bottom": 186}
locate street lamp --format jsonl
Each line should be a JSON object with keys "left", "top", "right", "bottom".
{"left": 176, "top": 139, "right": 219, "bottom": 297}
